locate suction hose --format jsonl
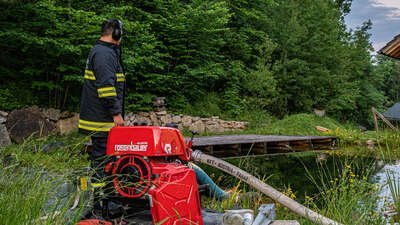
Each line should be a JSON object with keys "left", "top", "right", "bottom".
{"left": 191, "top": 150, "right": 342, "bottom": 225}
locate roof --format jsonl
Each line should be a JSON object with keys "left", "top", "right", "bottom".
{"left": 379, "top": 34, "right": 400, "bottom": 59}
{"left": 383, "top": 103, "right": 400, "bottom": 121}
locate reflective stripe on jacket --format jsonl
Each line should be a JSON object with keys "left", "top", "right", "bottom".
{"left": 79, "top": 40, "right": 125, "bottom": 135}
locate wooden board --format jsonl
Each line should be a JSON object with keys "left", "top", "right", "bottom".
{"left": 189, "top": 134, "right": 337, "bottom": 157}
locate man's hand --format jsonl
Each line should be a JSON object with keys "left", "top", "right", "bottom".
{"left": 113, "top": 114, "right": 124, "bottom": 126}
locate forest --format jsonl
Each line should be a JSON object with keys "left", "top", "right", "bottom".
{"left": 1, "top": 0, "right": 400, "bottom": 126}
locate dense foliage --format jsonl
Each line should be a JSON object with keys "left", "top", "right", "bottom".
{"left": 1, "top": 0, "right": 399, "bottom": 125}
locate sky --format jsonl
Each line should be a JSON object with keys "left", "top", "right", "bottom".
{"left": 345, "top": 0, "right": 400, "bottom": 52}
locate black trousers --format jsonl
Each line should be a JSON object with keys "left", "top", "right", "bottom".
{"left": 90, "top": 135, "right": 125, "bottom": 217}
{"left": 90, "top": 135, "right": 109, "bottom": 180}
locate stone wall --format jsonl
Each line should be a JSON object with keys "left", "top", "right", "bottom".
{"left": 125, "top": 111, "right": 247, "bottom": 133}
{"left": 0, "top": 107, "right": 247, "bottom": 146}
{"left": 1, "top": 106, "right": 79, "bottom": 145}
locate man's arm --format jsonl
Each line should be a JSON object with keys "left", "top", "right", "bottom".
{"left": 93, "top": 52, "right": 124, "bottom": 126}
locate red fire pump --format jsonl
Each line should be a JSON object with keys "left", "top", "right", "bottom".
{"left": 104, "top": 126, "right": 203, "bottom": 225}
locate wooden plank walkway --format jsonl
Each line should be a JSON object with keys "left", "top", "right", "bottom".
{"left": 190, "top": 134, "right": 337, "bottom": 158}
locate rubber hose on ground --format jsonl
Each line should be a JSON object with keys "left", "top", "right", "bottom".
{"left": 191, "top": 150, "right": 342, "bottom": 225}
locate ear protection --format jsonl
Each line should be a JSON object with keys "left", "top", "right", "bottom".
{"left": 111, "top": 19, "right": 123, "bottom": 41}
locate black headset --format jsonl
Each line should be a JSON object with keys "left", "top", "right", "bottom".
{"left": 111, "top": 19, "right": 123, "bottom": 41}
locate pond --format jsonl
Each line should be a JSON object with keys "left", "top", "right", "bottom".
{"left": 372, "top": 161, "right": 400, "bottom": 222}
{"left": 202, "top": 151, "right": 377, "bottom": 202}
{"left": 201, "top": 150, "right": 400, "bottom": 224}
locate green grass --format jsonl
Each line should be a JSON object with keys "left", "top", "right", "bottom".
{"left": 386, "top": 170, "right": 400, "bottom": 221}
{"left": 202, "top": 113, "right": 351, "bottom": 136}
{"left": 2, "top": 113, "right": 400, "bottom": 224}
{"left": 249, "top": 113, "right": 345, "bottom": 135}
{"left": 200, "top": 152, "right": 387, "bottom": 225}
{"left": 0, "top": 133, "right": 89, "bottom": 225}
{"left": 198, "top": 113, "right": 400, "bottom": 224}
{"left": 274, "top": 161, "right": 385, "bottom": 225}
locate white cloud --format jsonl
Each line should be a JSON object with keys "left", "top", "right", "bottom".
{"left": 373, "top": 0, "right": 400, "bottom": 20}
{"left": 346, "top": 0, "right": 400, "bottom": 53}
{"left": 373, "top": 41, "right": 387, "bottom": 52}
{"left": 373, "top": 0, "right": 400, "bottom": 8}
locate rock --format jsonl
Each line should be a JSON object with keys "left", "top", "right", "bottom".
{"left": 192, "top": 116, "right": 200, "bottom": 122}
{"left": 316, "top": 153, "right": 328, "bottom": 163}
{"left": 6, "top": 108, "right": 57, "bottom": 143}
{"left": 221, "top": 122, "right": 231, "bottom": 128}
{"left": 125, "top": 113, "right": 136, "bottom": 126}
{"left": 201, "top": 209, "right": 224, "bottom": 225}
{"left": 189, "top": 120, "right": 205, "bottom": 133}
{"left": 125, "top": 112, "right": 134, "bottom": 117}
{"left": 358, "top": 125, "right": 367, "bottom": 132}
{"left": 135, "top": 121, "right": 150, "bottom": 126}
{"left": 138, "top": 112, "right": 150, "bottom": 117}
{"left": 56, "top": 114, "right": 78, "bottom": 134}
{"left": 314, "top": 108, "right": 325, "bottom": 117}
{"left": 153, "top": 97, "right": 166, "bottom": 112}
{"left": 172, "top": 115, "right": 181, "bottom": 124}
{"left": 0, "top": 123, "right": 11, "bottom": 147}
{"left": 165, "top": 123, "right": 179, "bottom": 128}
{"left": 125, "top": 120, "right": 135, "bottom": 126}
{"left": 182, "top": 116, "right": 192, "bottom": 128}
{"left": 0, "top": 116, "right": 6, "bottom": 124}
{"left": 206, "top": 120, "right": 218, "bottom": 126}
{"left": 60, "top": 111, "right": 75, "bottom": 119}
{"left": 155, "top": 110, "right": 167, "bottom": 116}
{"left": 206, "top": 123, "right": 221, "bottom": 133}
{"left": 148, "top": 111, "right": 160, "bottom": 125}
{"left": 128, "top": 114, "right": 136, "bottom": 122}
{"left": 135, "top": 116, "right": 152, "bottom": 125}
{"left": 366, "top": 139, "right": 375, "bottom": 150}
{"left": 159, "top": 115, "right": 172, "bottom": 125}
{"left": 27, "top": 105, "right": 40, "bottom": 112}
{"left": 42, "top": 108, "right": 61, "bottom": 121}
{"left": 0, "top": 111, "right": 8, "bottom": 117}
{"left": 235, "top": 122, "right": 247, "bottom": 129}
{"left": 149, "top": 111, "right": 158, "bottom": 123}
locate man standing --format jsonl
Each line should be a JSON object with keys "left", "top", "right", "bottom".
{"left": 79, "top": 19, "right": 125, "bottom": 179}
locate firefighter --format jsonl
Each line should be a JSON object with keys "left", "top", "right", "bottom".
{"left": 79, "top": 19, "right": 125, "bottom": 180}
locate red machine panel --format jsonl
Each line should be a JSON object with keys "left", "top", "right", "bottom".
{"left": 106, "top": 126, "right": 190, "bottom": 161}
{"left": 104, "top": 126, "right": 202, "bottom": 224}
{"left": 149, "top": 163, "right": 203, "bottom": 225}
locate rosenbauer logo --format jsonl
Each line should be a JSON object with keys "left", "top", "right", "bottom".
{"left": 115, "top": 141, "right": 148, "bottom": 152}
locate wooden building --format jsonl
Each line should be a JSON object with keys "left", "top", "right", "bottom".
{"left": 379, "top": 34, "right": 400, "bottom": 59}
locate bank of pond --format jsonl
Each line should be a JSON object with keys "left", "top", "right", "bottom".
{"left": 1, "top": 133, "right": 400, "bottom": 225}
{"left": 202, "top": 150, "right": 400, "bottom": 224}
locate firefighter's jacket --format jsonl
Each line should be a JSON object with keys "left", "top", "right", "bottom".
{"left": 79, "top": 40, "right": 125, "bottom": 135}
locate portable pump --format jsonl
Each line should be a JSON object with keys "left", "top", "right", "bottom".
{"left": 104, "top": 126, "right": 203, "bottom": 225}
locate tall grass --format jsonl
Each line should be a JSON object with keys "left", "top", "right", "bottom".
{"left": 0, "top": 167, "right": 84, "bottom": 225}
{"left": 386, "top": 170, "right": 400, "bottom": 213}
{"left": 2, "top": 113, "right": 400, "bottom": 224}
{"left": 202, "top": 152, "right": 387, "bottom": 225}
{"left": 307, "top": 161, "right": 382, "bottom": 224}
{"left": 0, "top": 133, "right": 89, "bottom": 225}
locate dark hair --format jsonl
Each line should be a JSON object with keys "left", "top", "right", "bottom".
{"left": 101, "top": 19, "right": 120, "bottom": 37}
